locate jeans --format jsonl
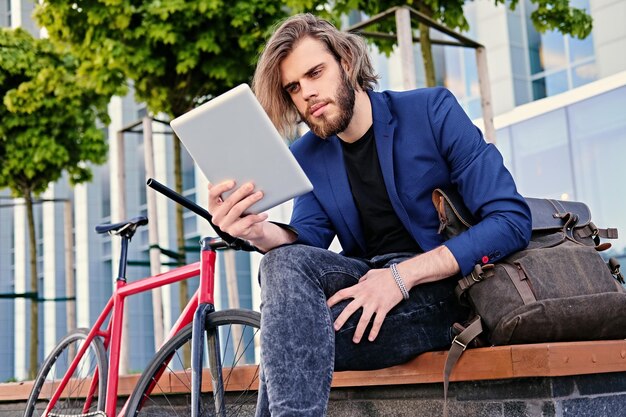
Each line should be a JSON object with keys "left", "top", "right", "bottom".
{"left": 254, "top": 244, "right": 467, "bottom": 417}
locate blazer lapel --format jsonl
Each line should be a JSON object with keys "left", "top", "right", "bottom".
{"left": 323, "top": 136, "right": 365, "bottom": 252}
{"left": 369, "top": 91, "right": 413, "bottom": 232}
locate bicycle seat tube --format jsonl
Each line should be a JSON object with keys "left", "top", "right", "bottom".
{"left": 116, "top": 235, "right": 131, "bottom": 284}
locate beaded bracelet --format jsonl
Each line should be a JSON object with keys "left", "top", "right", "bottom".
{"left": 389, "top": 263, "right": 410, "bottom": 300}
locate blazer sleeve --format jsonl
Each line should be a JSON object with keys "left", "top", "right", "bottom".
{"left": 288, "top": 190, "right": 337, "bottom": 250}
{"left": 428, "top": 88, "right": 532, "bottom": 276}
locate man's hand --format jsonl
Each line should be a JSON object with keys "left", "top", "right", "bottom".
{"left": 208, "top": 181, "right": 268, "bottom": 241}
{"left": 326, "top": 246, "right": 460, "bottom": 344}
{"left": 326, "top": 268, "right": 404, "bottom": 344}
{"left": 207, "top": 180, "right": 297, "bottom": 251}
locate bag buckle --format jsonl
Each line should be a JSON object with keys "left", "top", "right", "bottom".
{"left": 471, "top": 264, "right": 485, "bottom": 282}
{"left": 452, "top": 336, "right": 468, "bottom": 351}
{"left": 609, "top": 258, "right": 625, "bottom": 284}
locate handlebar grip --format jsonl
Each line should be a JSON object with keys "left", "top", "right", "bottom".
{"left": 146, "top": 178, "right": 258, "bottom": 252}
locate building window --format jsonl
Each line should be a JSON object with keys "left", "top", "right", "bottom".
{"left": 7, "top": 0, "right": 10, "bottom": 27}
{"left": 441, "top": 4, "right": 481, "bottom": 119}
{"left": 508, "top": 108, "right": 575, "bottom": 200}
{"left": 137, "top": 106, "right": 147, "bottom": 120}
{"left": 499, "top": 86, "right": 626, "bottom": 259}
{"left": 136, "top": 136, "right": 147, "bottom": 207}
{"left": 100, "top": 128, "right": 111, "bottom": 220}
{"left": 181, "top": 146, "right": 197, "bottom": 239}
{"left": 567, "top": 86, "right": 626, "bottom": 258}
{"left": 443, "top": 46, "right": 481, "bottom": 119}
{"left": 524, "top": 0, "right": 597, "bottom": 100}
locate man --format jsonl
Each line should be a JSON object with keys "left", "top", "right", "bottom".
{"left": 208, "top": 13, "right": 531, "bottom": 417}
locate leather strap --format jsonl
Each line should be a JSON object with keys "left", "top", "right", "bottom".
{"left": 455, "top": 264, "right": 494, "bottom": 300}
{"left": 502, "top": 263, "right": 536, "bottom": 305}
{"left": 609, "top": 258, "right": 625, "bottom": 285}
{"left": 443, "top": 317, "right": 483, "bottom": 417}
{"left": 576, "top": 222, "right": 619, "bottom": 240}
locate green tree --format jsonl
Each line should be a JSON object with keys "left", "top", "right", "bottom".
{"left": 35, "top": 0, "right": 292, "bottom": 359}
{"left": 310, "top": 0, "right": 593, "bottom": 87}
{"left": 0, "top": 28, "right": 109, "bottom": 379}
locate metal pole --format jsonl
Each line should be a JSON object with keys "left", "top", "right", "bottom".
{"left": 476, "top": 46, "right": 496, "bottom": 143}
{"left": 64, "top": 200, "right": 76, "bottom": 335}
{"left": 116, "top": 130, "right": 129, "bottom": 375}
{"left": 395, "top": 7, "right": 417, "bottom": 90}
{"left": 143, "top": 117, "right": 165, "bottom": 349}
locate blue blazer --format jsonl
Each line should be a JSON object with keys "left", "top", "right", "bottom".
{"left": 288, "top": 87, "right": 531, "bottom": 276}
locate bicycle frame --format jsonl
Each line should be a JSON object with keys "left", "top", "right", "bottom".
{"left": 42, "top": 248, "right": 218, "bottom": 417}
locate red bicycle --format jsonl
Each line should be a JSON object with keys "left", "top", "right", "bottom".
{"left": 23, "top": 178, "right": 261, "bottom": 417}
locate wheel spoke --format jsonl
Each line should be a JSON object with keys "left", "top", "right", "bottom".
{"left": 24, "top": 329, "right": 107, "bottom": 417}
{"left": 127, "top": 310, "right": 261, "bottom": 417}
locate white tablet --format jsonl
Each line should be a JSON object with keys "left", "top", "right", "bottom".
{"left": 170, "top": 84, "right": 313, "bottom": 214}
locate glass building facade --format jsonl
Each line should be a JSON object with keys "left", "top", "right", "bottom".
{"left": 495, "top": 84, "right": 626, "bottom": 262}
{"left": 507, "top": 0, "right": 598, "bottom": 104}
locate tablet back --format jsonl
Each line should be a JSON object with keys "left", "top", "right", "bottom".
{"left": 170, "top": 84, "right": 313, "bottom": 214}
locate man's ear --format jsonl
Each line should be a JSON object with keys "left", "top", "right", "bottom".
{"left": 339, "top": 57, "right": 350, "bottom": 73}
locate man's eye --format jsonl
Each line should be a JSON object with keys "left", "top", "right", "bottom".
{"left": 311, "top": 69, "right": 321, "bottom": 78}
{"left": 286, "top": 84, "right": 300, "bottom": 94}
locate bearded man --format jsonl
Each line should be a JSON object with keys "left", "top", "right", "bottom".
{"left": 207, "top": 13, "right": 532, "bottom": 417}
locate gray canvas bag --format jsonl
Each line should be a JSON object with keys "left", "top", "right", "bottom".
{"left": 432, "top": 188, "right": 626, "bottom": 410}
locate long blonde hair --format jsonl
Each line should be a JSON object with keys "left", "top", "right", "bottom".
{"left": 252, "top": 14, "right": 378, "bottom": 138}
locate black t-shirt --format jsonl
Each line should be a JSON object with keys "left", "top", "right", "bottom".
{"left": 341, "top": 126, "right": 422, "bottom": 258}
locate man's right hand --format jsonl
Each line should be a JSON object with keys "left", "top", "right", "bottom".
{"left": 208, "top": 181, "right": 269, "bottom": 243}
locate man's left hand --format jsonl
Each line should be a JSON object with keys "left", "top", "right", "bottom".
{"left": 326, "top": 268, "right": 405, "bottom": 344}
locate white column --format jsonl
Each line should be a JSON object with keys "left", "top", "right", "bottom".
{"left": 395, "top": 7, "right": 417, "bottom": 91}
{"left": 13, "top": 202, "right": 27, "bottom": 380}
{"left": 42, "top": 187, "right": 58, "bottom": 356}
{"left": 143, "top": 117, "right": 164, "bottom": 348}
{"left": 74, "top": 182, "right": 91, "bottom": 329}
{"left": 154, "top": 118, "right": 173, "bottom": 330}
{"left": 108, "top": 96, "right": 130, "bottom": 374}
{"left": 10, "top": 0, "right": 36, "bottom": 35}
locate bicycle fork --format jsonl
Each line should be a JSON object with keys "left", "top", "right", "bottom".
{"left": 191, "top": 237, "right": 228, "bottom": 417}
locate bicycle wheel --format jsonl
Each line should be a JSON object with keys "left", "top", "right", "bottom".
{"left": 23, "top": 328, "right": 108, "bottom": 417}
{"left": 126, "top": 309, "right": 261, "bottom": 417}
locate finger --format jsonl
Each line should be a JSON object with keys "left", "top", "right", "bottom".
{"left": 217, "top": 183, "right": 258, "bottom": 217}
{"left": 367, "top": 310, "right": 387, "bottom": 342}
{"left": 211, "top": 184, "right": 256, "bottom": 225}
{"left": 333, "top": 299, "right": 361, "bottom": 331}
{"left": 327, "top": 287, "right": 352, "bottom": 308}
{"left": 208, "top": 181, "right": 235, "bottom": 207}
{"left": 221, "top": 191, "right": 264, "bottom": 226}
{"left": 229, "top": 212, "right": 269, "bottom": 237}
{"left": 208, "top": 180, "right": 235, "bottom": 197}
{"left": 352, "top": 308, "right": 375, "bottom": 344}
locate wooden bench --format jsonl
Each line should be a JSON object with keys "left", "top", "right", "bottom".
{"left": 2, "top": 339, "right": 625, "bottom": 403}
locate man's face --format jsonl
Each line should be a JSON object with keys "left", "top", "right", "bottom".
{"left": 280, "top": 37, "right": 355, "bottom": 138}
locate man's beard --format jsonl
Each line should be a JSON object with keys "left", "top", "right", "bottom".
{"left": 300, "top": 69, "right": 356, "bottom": 138}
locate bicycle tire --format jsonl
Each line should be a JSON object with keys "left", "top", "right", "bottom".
{"left": 23, "top": 328, "right": 108, "bottom": 417}
{"left": 126, "top": 309, "right": 261, "bottom": 417}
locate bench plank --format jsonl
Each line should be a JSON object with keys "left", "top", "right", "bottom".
{"left": 2, "top": 340, "right": 625, "bottom": 402}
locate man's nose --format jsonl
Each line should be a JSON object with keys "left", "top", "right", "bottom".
{"left": 301, "top": 80, "right": 318, "bottom": 101}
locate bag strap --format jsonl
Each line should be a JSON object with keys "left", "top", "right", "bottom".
{"left": 608, "top": 258, "right": 626, "bottom": 285}
{"left": 502, "top": 263, "right": 537, "bottom": 305}
{"left": 443, "top": 316, "right": 483, "bottom": 417}
{"left": 455, "top": 264, "right": 497, "bottom": 300}
{"left": 576, "top": 222, "right": 619, "bottom": 241}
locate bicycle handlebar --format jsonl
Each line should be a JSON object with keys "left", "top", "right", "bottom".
{"left": 146, "top": 178, "right": 258, "bottom": 252}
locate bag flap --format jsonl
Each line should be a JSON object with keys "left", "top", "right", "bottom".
{"left": 432, "top": 188, "right": 477, "bottom": 228}
{"left": 525, "top": 198, "right": 591, "bottom": 230}
{"left": 433, "top": 188, "right": 594, "bottom": 234}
